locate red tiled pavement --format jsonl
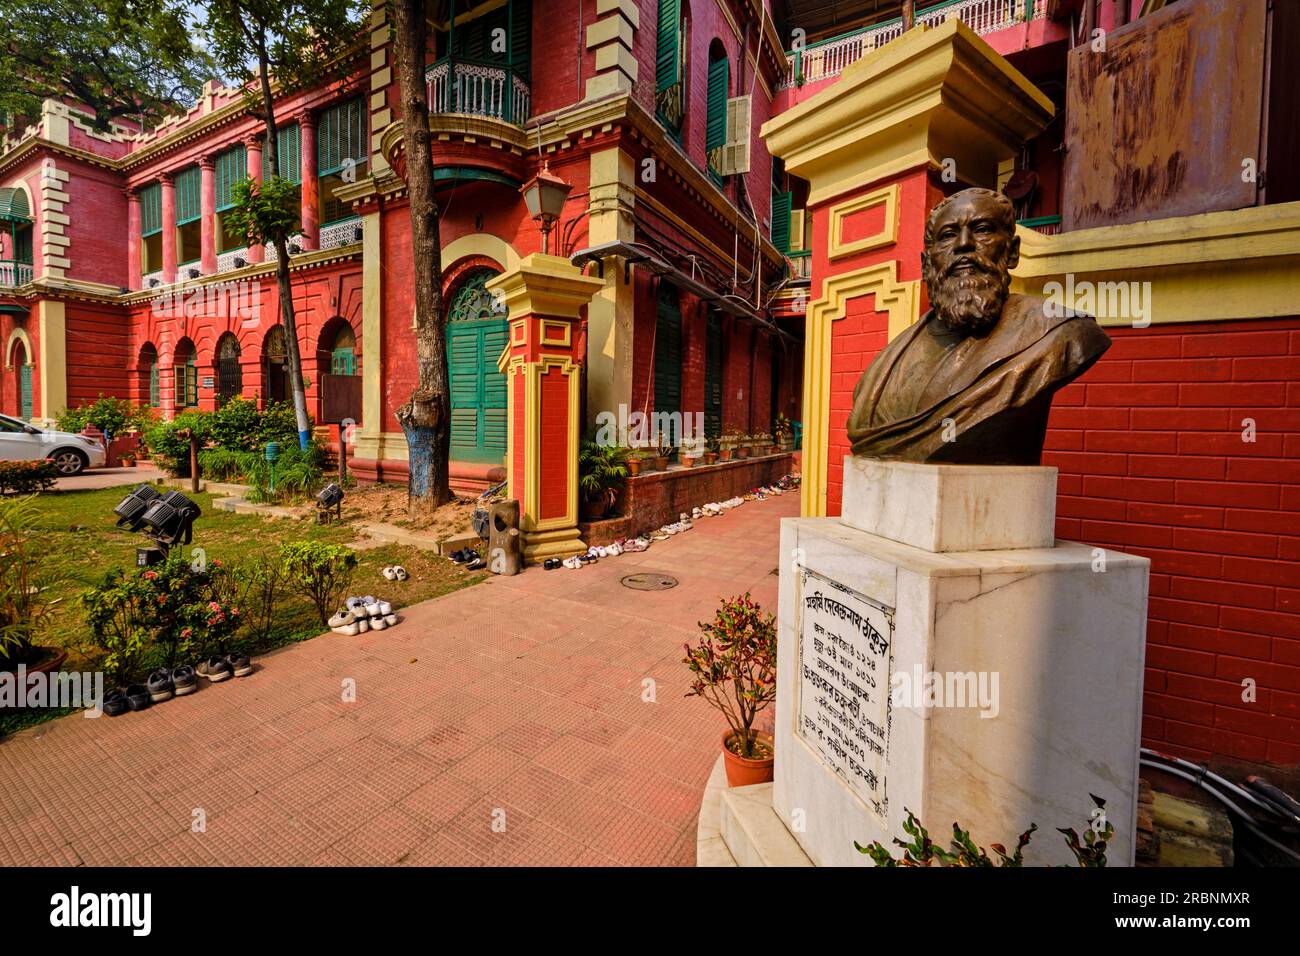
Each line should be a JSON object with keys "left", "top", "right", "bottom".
{"left": 0, "top": 490, "right": 796, "bottom": 866}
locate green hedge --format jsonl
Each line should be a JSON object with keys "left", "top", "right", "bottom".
{"left": 57, "top": 395, "right": 156, "bottom": 440}
{"left": 146, "top": 398, "right": 307, "bottom": 478}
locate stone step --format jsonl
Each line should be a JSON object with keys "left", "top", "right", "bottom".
{"left": 719, "top": 781, "right": 814, "bottom": 867}
{"left": 210, "top": 497, "right": 303, "bottom": 520}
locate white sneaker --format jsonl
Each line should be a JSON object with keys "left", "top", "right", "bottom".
{"left": 382, "top": 567, "right": 398, "bottom": 581}
{"left": 385, "top": 613, "right": 398, "bottom": 626}
{"left": 357, "top": 618, "right": 370, "bottom": 633}
{"left": 607, "top": 542, "right": 622, "bottom": 556}
{"left": 393, "top": 566, "right": 409, "bottom": 581}
{"left": 377, "top": 600, "right": 392, "bottom": 616}
{"left": 370, "top": 616, "right": 388, "bottom": 631}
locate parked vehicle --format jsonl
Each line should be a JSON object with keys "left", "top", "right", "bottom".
{"left": 0, "top": 413, "right": 106, "bottom": 476}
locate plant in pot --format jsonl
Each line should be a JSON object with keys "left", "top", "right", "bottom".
{"left": 683, "top": 592, "right": 777, "bottom": 787}
{"left": 774, "top": 413, "right": 793, "bottom": 451}
{"left": 0, "top": 498, "right": 65, "bottom": 687}
{"left": 679, "top": 435, "right": 704, "bottom": 468}
{"left": 651, "top": 440, "right": 672, "bottom": 472}
{"left": 736, "top": 434, "right": 753, "bottom": 459}
{"left": 704, "top": 436, "right": 720, "bottom": 465}
{"left": 578, "top": 440, "right": 630, "bottom": 521}
{"left": 626, "top": 450, "right": 643, "bottom": 477}
{"left": 718, "top": 433, "right": 735, "bottom": 462}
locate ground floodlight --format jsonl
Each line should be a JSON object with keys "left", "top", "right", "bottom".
{"left": 317, "top": 483, "right": 344, "bottom": 509}
{"left": 113, "top": 484, "right": 162, "bottom": 531}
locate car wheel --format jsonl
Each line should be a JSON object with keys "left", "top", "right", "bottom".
{"left": 50, "top": 449, "right": 87, "bottom": 476}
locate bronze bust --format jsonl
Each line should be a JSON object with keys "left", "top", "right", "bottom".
{"left": 846, "top": 187, "right": 1110, "bottom": 465}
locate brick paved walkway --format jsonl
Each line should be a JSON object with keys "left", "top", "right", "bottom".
{"left": 0, "top": 490, "right": 796, "bottom": 866}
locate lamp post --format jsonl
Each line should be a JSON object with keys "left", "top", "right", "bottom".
{"left": 520, "top": 161, "right": 573, "bottom": 255}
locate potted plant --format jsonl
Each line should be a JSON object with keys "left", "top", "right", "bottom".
{"left": 119, "top": 452, "right": 137, "bottom": 468}
{"left": 704, "top": 436, "right": 719, "bottom": 465}
{"left": 683, "top": 592, "right": 777, "bottom": 787}
{"left": 774, "top": 413, "right": 794, "bottom": 451}
{"left": 736, "top": 434, "right": 752, "bottom": 459}
{"left": 578, "top": 441, "right": 630, "bottom": 521}
{"left": 718, "top": 433, "right": 735, "bottom": 462}
{"left": 651, "top": 440, "right": 672, "bottom": 472}
{"left": 626, "top": 450, "right": 643, "bottom": 477}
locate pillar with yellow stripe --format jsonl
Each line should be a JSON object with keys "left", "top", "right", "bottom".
{"left": 486, "top": 254, "right": 604, "bottom": 565}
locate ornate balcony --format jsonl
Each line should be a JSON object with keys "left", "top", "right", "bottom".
{"left": 320, "top": 217, "right": 363, "bottom": 251}
{"left": 0, "top": 260, "right": 33, "bottom": 287}
{"left": 781, "top": 0, "right": 1046, "bottom": 89}
{"left": 426, "top": 57, "right": 531, "bottom": 125}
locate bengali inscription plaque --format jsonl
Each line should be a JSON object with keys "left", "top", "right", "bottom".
{"left": 797, "top": 568, "right": 894, "bottom": 822}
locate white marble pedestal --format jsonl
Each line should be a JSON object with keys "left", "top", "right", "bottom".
{"left": 773, "top": 459, "right": 1149, "bottom": 866}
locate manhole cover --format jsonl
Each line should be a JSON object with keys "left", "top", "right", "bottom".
{"left": 621, "top": 572, "right": 679, "bottom": 591}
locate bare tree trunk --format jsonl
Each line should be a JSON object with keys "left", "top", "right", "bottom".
{"left": 392, "top": 0, "right": 452, "bottom": 518}
{"left": 902, "top": 0, "right": 915, "bottom": 30}
{"left": 256, "top": 37, "right": 312, "bottom": 450}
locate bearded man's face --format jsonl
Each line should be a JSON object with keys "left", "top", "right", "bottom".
{"left": 922, "top": 194, "right": 1020, "bottom": 336}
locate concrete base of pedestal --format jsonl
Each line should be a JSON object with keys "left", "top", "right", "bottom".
{"left": 522, "top": 526, "right": 586, "bottom": 565}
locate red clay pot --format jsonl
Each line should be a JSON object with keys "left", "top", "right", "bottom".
{"left": 704, "top": 452, "right": 718, "bottom": 465}
{"left": 718, "top": 449, "right": 733, "bottom": 462}
{"left": 652, "top": 456, "right": 670, "bottom": 471}
{"left": 626, "top": 457, "right": 642, "bottom": 477}
{"left": 721, "top": 730, "right": 775, "bottom": 787}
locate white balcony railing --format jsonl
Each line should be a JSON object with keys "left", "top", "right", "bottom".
{"left": 0, "top": 260, "right": 33, "bottom": 287}
{"left": 320, "top": 217, "right": 363, "bottom": 251}
{"left": 426, "top": 57, "right": 531, "bottom": 125}
{"left": 781, "top": 0, "right": 1045, "bottom": 89}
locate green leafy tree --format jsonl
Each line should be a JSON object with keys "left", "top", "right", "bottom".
{"left": 125, "top": 0, "right": 367, "bottom": 450}
{"left": 0, "top": 0, "right": 214, "bottom": 134}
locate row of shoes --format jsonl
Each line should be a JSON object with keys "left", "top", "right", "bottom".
{"left": 101, "top": 654, "right": 252, "bottom": 717}
{"left": 447, "top": 548, "right": 486, "bottom": 571}
{"left": 329, "top": 595, "right": 400, "bottom": 635}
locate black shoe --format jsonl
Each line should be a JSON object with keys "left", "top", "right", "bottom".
{"left": 225, "top": 652, "right": 252, "bottom": 677}
{"left": 465, "top": 557, "right": 486, "bottom": 571}
{"left": 544, "top": 558, "right": 560, "bottom": 570}
{"left": 102, "top": 690, "right": 129, "bottom": 717}
{"left": 449, "top": 549, "right": 472, "bottom": 564}
{"left": 172, "top": 664, "right": 197, "bottom": 696}
{"left": 125, "top": 684, "right": 151, "bottom": 711}
{"left": 146, "top": 668, "right": 174, "bottom": 703}
{"left": 197, "top": 656, "right": 232, "bottom": 683}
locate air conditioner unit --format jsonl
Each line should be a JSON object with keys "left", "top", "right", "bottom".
{"left": 718, "top": 95, "right": 753, "bottom": 177}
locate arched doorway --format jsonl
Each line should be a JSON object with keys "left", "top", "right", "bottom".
{"left": 262, "top": 326, "right": 289, "bottom": 406}
{"left": 216, "top": 333, "right": 242, "bottom": 407}
{"left": 446, "top": 269, "right": 508, "bottom": 462}
{"left": 11, "top": 339, "right": 31, "bottom": 420}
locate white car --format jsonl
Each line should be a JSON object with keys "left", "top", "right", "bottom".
{"left": 0, "top": 413, "right": 107, "bottom": 476}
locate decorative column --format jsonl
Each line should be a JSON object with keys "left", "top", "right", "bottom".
{"left": 125, "top": 188, "right": 141, "bottom": 291}
{"left": 199, "top": 156, "right": 217, "bottom": 275}
{"left": 298, "top": 110, "right": 319, "bottom": 252}
{"left": 486, "top": 254, "right": 604, "bottom": 565}
{"left": 159, "top": 172, "right": 177, "bottom": 284}
{"left": 762, "top": 19, "right": 1053, "bottom": 518}
{"left": 244, "top": 135, "right": 265, "bottom": 265}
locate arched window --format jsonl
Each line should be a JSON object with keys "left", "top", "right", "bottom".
{"left": 447, "top": 268, "right": 508, "bottom": 462}
{"left": 139, "top": 343, "right": 160, "bottom": 408}
{"left": 262, "top": 326, "right": 289, "bottom": 405}
{"left": 174, "top": 339, "right": 198, "bottom": 409}
{"left": 216, "top": 333, "right": 242, "bottom": 407}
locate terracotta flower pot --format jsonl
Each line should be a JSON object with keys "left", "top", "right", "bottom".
{"left": 737, "top": 446, "right": 751, "bottom": 459}
{"left": 718, "top": 449, "right": 733, "bottom": 462}
{"left": 721, "top": 730, "right": 775, "bottom": 787}
{"left": 653, "top": 455, "right": 670, "bottom": 471}
{"left": 627, "top": 458, "right": 642, "bottom": 477}
{"left": 680, "top": 455, "right": 696, "bottom": 468}
{"left": 704, "top": 452, "right": 718, "bottom": 465}
{"left": 1, "top": 647, "right": 69, "bottom": 712}
{"left": 768, "top": 445, "right": 780, "bottom": 456}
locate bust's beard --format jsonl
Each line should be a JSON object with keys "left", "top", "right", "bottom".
{"left": 927, "top": 269, "right": 1010, "bottom": 336}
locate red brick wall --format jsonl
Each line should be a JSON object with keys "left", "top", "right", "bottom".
{"left": 1043, "top": 317, "right": 1300, "bottom": 767}
{"left": 65, "top": 302, "right": 132, "bottom": 409}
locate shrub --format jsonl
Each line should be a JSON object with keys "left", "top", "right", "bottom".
{"left": 0, "top": 497, "right": 57, "bottom": 670}
{"left": 279, "top": 541, "right": 357, "bottom": 626}
{"left": 80, "top": 569, "right": 153, "bottom": 684}
{"left": 0, "top": 460, "right": 58, "bottom": 496}
{"left": 229, "top": 554, "right": 284, "bottom": 645}
{"left": 57, "top": 395, "right": 154, "bottom": 439}
{"left": 682, "top": 593, "right": 777, "bottom": 759}
{"left": 144, "top": 400, "right": 309, "bottom": 479}
{"left": 245, "top": 443, "right": 324, "bottom": 503}
{"left": 144, "top": 411, "right": 213, "bottom": 477}
{"left": 578, "top": 440, "right": 630, "bottom": 518}
{"left": 208, "top": 396, "right": 263, "bottom": 452}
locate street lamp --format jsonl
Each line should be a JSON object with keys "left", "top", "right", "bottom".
{"left": 520, "top": 161, "right": 572, "bottom": 255}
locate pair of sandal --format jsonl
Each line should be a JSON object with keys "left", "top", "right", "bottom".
{"left": 543, "top": 553, "right": 598, "bottom": 570}
{"left": 382, "top": 565, "right": 409, "bottom": 581}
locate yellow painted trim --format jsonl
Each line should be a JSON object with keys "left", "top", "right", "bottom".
{"left": 441, "top": 232, "right": 521, "bottom": 273}
{"left": 827, "top": 183, "right": 900, "bottom": 261}
{"left": 530, "top": 355, "right": 582, "bottom": 533}
{"left": 801, "top": 261, "right": 920, "bottom": 518}
{"left": 540, "top": 321, "right": 572, "bottom": 347}
{"left": 358, "top": 210, "right": 383, "bottom": 449}
{"left": 509, "top": 319, "right": 526, "bottom": 349}
{"left": 4, "top": 327, "right": 33, "bottom": 369}
{"left": 1011, "top": 200, "right": 1300, "bottom": 326}
{"left": 486, "top": 253, "right": 605, "bottom": 322}
{"left": 36, "top": 299, "right": 66, "bottom": 424}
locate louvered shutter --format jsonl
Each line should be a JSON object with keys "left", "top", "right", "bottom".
{"left": 174, "top": 167, "right": 201, "bottom": 225}
{"left": 656, "top": 0, "right": 680, "bottom": 92}
{"left": 654, "top": 284, "right": 682, "bottom": 448}
{"left": 771, "top": 191, "right": 792, "bottom": 254}
{"left": 706, "top": 58, "right": 729, "bottom": 154}
{"left": 263, "top": 123, "right": 301, "bottom": 183}
{"left": 215, "top": 145, "right": 246, "bottom": 212}
{"left": 140, "top": 183, "right": 162, "bottom": 236}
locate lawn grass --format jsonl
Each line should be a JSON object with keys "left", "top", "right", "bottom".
{"left": 20, "top": 483, "right": 485, "bottom": 673}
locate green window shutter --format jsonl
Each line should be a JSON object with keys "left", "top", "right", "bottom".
{"left": 149, "top": 362, "right": 159, "bottom": 407}
{"left": 656, "top": 0, "right": 680, "bottom": 91}
{"left": 319, "top": 98, "right": 366, "bottom": 177}
{"left": 140, "top": 183, "right": 162, "bottom": 236}
{"left": 704, "top": 310, "right": 722, "bottom": 440}
{"left": 706, "top": 58, "right": 729, "bottom": 154}
{"left": 215, "top": 146, "right": 247, "bottom": 212}
{"left": 19, "top": 363, "right": 32, "bottom": 419}
{"left": 510, "top": 0, "right": 532, "bottom": 78}
{"left": 330, "top": 348, "right": 356, "bottom": 375}
{"left": 771, "top": 191, "right": 792, "bottom": 254}
{"left": 263, "top": 123, "right": 302, "bottom": 183}
{"left": 174, "top": 166, "right": 202, "bottom": 225}
{"left": 654, "top": 284, "right": 682, "bottom": 448}
{"left": 14, "top": 227, "right": 32, "bottom": 265}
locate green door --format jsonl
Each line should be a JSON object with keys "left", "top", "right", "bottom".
{"left": 447, "top": 270, "right": 508, "bottom": 463}
{"left": 19, "top": 363, "right": 32, "bottom": 420}
{"left": 654, "top": 282, "right": 682, "bottom": 450}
